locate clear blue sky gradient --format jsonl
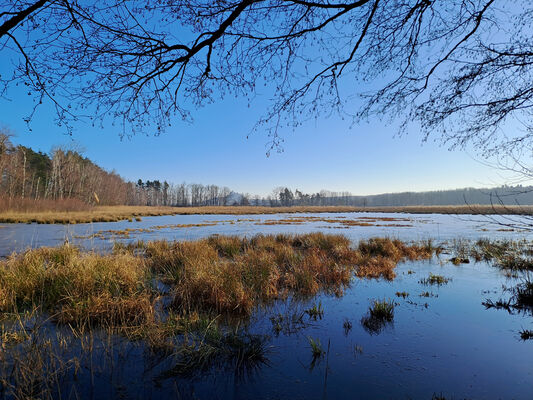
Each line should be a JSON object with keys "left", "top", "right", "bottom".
{"left": 0, "top": 46, "right": 513, "bottom": 197}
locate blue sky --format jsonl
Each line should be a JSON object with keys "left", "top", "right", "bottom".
{"left": 0, "top": 83, "right": 508, "bottom": 197}
{"left": 0, "top": 12, "right": 515, "bottom": 198}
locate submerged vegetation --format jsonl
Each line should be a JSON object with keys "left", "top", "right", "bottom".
{"left": 470, "top": 239, "right": 533, "bottom": 326}
{"left": 368, "top": 299, "right": 395, "bottom": 320}
{"left": 448, "top": 238, "right": 533, "bottom": 271}
{"left": 307, "top": 336, "right": 325, "bottom": 358}
{"left": 519, "top": 329, "right": 533, "bottom": 340}
{"left": 304, "top": 301, "right": 324, "bottom": 320}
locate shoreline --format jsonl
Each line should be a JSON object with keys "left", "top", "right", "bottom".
{"left": 0, "top": 204, "right": 532, "bottom": 224}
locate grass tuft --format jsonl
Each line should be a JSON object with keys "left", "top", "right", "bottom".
{"left": 305, "top": 301, "right": 324, "bottom": 320}
{"left": 419, "top": 273, "right": 451, "bottom": 286}
{"left": 307, "top": 336, "right": 325, "bottom": 358}
{"left": 361, "top": 298, "right": 395, "bottom": 335}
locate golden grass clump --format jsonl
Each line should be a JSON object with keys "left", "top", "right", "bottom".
{"left": 207, "top": 235, "right": 245, "bottom": 257}
{"left": 145, "top": 233, "right": 359, "bottom": 314}
{"left": 146, "top": 240, "right": 219, "bottom": 282}
{"left": 55, "top": 293, "right": 155, "bottom": 328}
{"left": 0, "top": 234, "right": 438, "bottom": 326}
{"left": 167, "top": 233, "right": 382, "bottom": 313}
{"left": 355, "top": 238, "right": 434, "bottom": 280}
{"left": 0, "top": 245, "right": 153, "bottom": 328}
{"left": 356, "top": 256, "right": 398, "bottom": 280}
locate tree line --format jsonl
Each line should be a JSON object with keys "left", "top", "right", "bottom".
{"left": 2, "top": 134, "right": 532, "bottom": 209}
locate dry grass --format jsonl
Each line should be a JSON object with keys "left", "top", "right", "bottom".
{"left": 0, "top": 231, "right": 438, "bottom": 380}
{"left": 0, "top": 233, "right": 441, "bottom": 396}
{"left": 0, "top": 196, "right": 92, "bottom": 214}
{"left": 133, "top": 234, "right": 435, "bottom": 314}
{"left": 1, "top": 204, "right": 532, "bottom": 224}
{"left": 0, "top": 234, "right": 435, "bottom": 324}
{"left": 355, "top": 238, "right": 435, "bottom": 280}
{"left": 0, "top": 205, "right": 180, "bottom": 224}
{"left": 0, "top": 244, "right": 154, "bottom": 329}
{"left": 255, "top": 215, "right": 414, "bottom": 228}
{"left": 144, "top": 233, "right": 360, "bottom": 314}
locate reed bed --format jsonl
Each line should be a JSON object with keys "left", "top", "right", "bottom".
{"left": 0, "top": 234, "right": 437, "bottom": 324}
{"left": 0, "top": 234, "right": 439, "bottom": 396}
{"left": 1, "top": 204, "right": 532, "bottom": 224}
{"left": 0, "top": 245, "right": 154, "bottom": 329}
{"left": 0, "top": 197, "right": 92, "bottom": 213}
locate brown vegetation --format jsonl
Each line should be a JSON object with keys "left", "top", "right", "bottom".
{"left": 2, "top": 204, "right": 532, "bottom": 225}
{"left": 0, "top": 233, "right": 439, "bottom": 396}
{"left": 355, "top": 238, "right": 435, "bottom": 280}
{"left": 0, "top": 234, "right": 436, "bottom": 324}
{"left": 0, "top": 245, "right": 153, "bottom": 329}
{"left": 0, "top": 197, "right": 93, "bottom": 213}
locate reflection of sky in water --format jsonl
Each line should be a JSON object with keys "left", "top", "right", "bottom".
{"left": 0, "top": 213, "right": 532, "bottom": 398}
{"left": 238, "top": 260, "right": 533, "bottom": 400}
{"left": 1, "top": 212, "right": 533, "bottom": 256}
{"left": 41, "top": 259, "right": 531, "bottom": 399}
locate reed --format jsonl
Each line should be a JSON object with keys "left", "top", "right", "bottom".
{"left": 0, "top": 234, "right": 439, "bottom": 323}
{"left": 307, "top": 336, "right": 325, "bottom": 358}
{"left": 0, "top": 244, "right": 154, "bottom": 329}
{"left": 305, "top": 301, "right": 324, "bottom": 320}
{"left": 368, "top": 299, "right": 395, "bottom": 320}
{"left": 0, "top": 233, "right": 443, "bottom": 395}
{"left": 355, "top": 238, "right": 434, "bottom": 280}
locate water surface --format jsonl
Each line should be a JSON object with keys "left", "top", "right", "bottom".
{"left": 1, "top": 212, "right": 532, "bottom": 399}
{"left": 1, "top": 212, "right": 531, "bottom": 256}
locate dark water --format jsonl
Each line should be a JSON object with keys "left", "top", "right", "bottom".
{"left": 1, "top": 213, "right": 533, "bottom": 399}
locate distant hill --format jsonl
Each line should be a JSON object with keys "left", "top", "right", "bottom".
{"left": 346, "top": 186, "right": 533, "bottom": 207}
{"left": 261, "top": 186, "right": 533, "bottom": 207}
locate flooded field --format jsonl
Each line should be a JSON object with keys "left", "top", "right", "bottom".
{"left": 1, "top": 212, "right": 532, "bottom": 257}
{"left": 0, "top": 214, "right": 532, "bottom": 399}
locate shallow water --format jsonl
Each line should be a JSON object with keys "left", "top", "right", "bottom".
{"left": 1, "top": 213, "right": 533, "bottom": 399}
{"left": 8, "top": 258, "right": 528, "bottom": 400}
{"left": 1, "top": 212, "right": 532, "bottom": 256}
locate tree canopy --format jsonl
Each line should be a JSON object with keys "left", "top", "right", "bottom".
{"left": 1, "top": 1, "right": 531, "bottom": 157}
